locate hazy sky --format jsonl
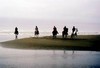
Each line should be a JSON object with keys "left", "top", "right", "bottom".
{"left": 0, "top": 0, "right": 100, "bottom": 32}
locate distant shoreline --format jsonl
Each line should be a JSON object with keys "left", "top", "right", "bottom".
{"left": 0, "top": 35, "right": 100, "bottom": 51}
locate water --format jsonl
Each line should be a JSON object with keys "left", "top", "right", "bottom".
{"left": 0, "top": 47, "right": 100, "bottom": 68}
{"left": 0, "top": 33, "right": 100, "bottom": 68}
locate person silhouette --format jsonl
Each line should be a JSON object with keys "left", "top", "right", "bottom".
{"left": 14, "top": 27, "right": 19, "bottom": 39}
{"left": 62, "top": 26, "right": 68, "bottom": 38}
{"left": 52, "top": 26, "right": 58, "bottom": 38}
{"left": 34, "top": 26, "right": 39, "bottom": 37}
{"left": 35, "top": 26, "right": 38, "bottom": 31}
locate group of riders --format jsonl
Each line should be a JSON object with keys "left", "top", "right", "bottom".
{"left": 52, "top": 26, "right": 78, "bottom": 38}
{"left": 14, "top": 26, "right": 78, "bottom": 39}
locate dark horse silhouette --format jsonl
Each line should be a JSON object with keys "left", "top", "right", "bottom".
{"left": 35, "top": 30, "right": 39, "bottom": 35}
{"left": 34, "top": 26, "right": 39, "bottom": 37}
{"left": 52, "top": 26, "right": 58, "bottom": 38}
{"left": 62, "top": 26, "right": 68, "bottom": 38}
{"left": 14, "top": 27, "right": 19, "bottom": 39}
{"left": 71, "top": 26, "right": 78, "bottom": 38}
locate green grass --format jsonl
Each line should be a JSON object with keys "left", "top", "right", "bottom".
{"left": 1, "top": 35, "right": 100, "bottom": 51}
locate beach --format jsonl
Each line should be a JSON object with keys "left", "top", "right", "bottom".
{"left": 1, "top": 35, "right": 100, "bottom": 51}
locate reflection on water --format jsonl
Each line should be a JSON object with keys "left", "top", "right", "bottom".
{"left": 0, "top": 46, "right": 100, "bottom": 68}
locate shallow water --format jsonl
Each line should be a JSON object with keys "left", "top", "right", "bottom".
{"left": 0, "top": 46, "right": 100, "bottom": 68}
{"left": 0, "top": 33, "right": 100, "bottom": 68}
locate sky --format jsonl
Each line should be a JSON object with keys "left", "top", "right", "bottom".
{"left": 0, "top": 0, "right": 100, "bottom": 33}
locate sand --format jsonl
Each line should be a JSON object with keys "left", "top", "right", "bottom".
{"left": 1, "top": 35, "right": 100, "bottom": 51}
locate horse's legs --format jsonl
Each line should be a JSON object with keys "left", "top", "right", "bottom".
{"left": 15, "top": 34, "right": 18, "bottom": 39}
{"left": 71, "top": 33, "right": 73, "bottom": 39}
{"left": 65, "top": 34, "right": 67, "bottom": 38}
{"left": 62, "top": 31, "right": 64, "bottom": 38}
{"left": 53, "top": 34, "right": 55, "bottom": 38}
{"left": 55, "top": 35, "right": 56, "bottom": 38}
{"left": 53, "top": 35, "right": 56, "bottom": 38}
{"left": 62, "top": 34, "right": 64, "bottom": 38}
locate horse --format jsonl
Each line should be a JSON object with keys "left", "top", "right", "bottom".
{"left": 34, "top": 30, "right": 39, "bottom": 37}
{"left": 62, "top": 31, "right": 68, "bottom": 38}
{"left": 14, "top": 27, "right": 19, "bottom": 39}
{"left": 52, "top": 30, "right": 58, "bottom": 38}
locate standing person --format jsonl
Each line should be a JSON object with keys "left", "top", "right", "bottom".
{"left": 52, "top": 26, "right": 58, "bottom": 38}
{"left": 14, "top": 27, "right": 19, "bottom": 39}
{"left": 34, "top": 26, "right": 39, "bottom": 37}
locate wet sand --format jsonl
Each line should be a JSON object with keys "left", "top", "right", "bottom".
{"left": 1, "top": 35, "right": 100, "bottom": 51}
